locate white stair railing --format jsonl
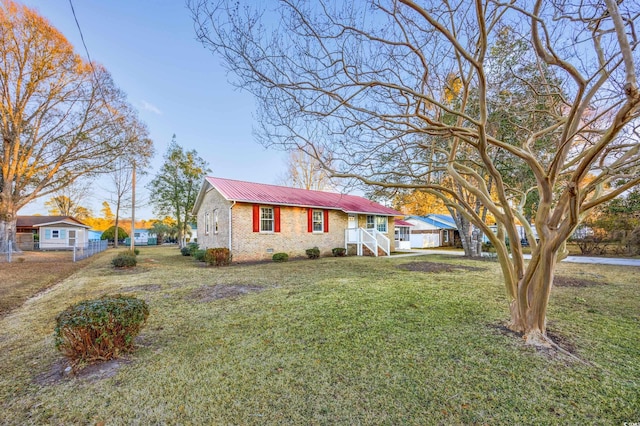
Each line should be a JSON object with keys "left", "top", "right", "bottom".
{"left": 372, "top": 229, "right": 391, "bottom": 256}
{"left": 359, "top": 228, "right": 378, "bottom": 256}
{"left": 345, "top": 227, "right": 391, "bottom": 257}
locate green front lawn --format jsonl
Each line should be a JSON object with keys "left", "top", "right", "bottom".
{"left": 0, "top": 247, "right": 638, "bottom": 424}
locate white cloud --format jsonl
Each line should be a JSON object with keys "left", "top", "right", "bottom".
{"left": 140, "top": 100, "right": 162, "bottom": 115}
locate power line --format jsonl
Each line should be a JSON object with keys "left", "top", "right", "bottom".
{"left": 67, "top": 0, "right": 118, "bottom": 123}
{"left": 68, "top": 0, "right": 94, "bottom": 67}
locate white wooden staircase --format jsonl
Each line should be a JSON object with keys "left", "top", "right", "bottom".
{"left": 345, "top": 228, "right": 391, "bottom": 257}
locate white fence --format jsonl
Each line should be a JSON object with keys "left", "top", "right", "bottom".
{"left": 410, "top": 233, "right": 440, "bottom": 248}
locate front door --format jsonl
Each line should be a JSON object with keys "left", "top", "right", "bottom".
{"left": 68, "top": 230, "right": 76, "bottom": 248}
{"left": 347, "top": 214, "right": 358, "bottom": 242}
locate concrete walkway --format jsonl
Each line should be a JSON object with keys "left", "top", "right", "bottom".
{"left": 393, "top": 249, "right": 640, "bottom": 267}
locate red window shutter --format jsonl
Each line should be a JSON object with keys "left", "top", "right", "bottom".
{"left": 252, "top": 204, "right": 260, "bottom": 232}
{"left": 307, "top": 209, "right": 313, "bottom": 233}
{"left": 274, "top": 206, "right": 281, "bottom": 233}
{"left": 323, "top": 210, "right": 329, "bottom": 233}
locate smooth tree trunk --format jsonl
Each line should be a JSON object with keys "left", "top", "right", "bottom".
{"left": 499, "top": 236, "right": 559, "bottom": 346}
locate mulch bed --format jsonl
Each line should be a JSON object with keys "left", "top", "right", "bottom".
{"left": 397, "top": 261, "right": 486, "bottom": 273}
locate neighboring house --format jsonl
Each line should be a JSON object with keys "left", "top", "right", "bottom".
{"left": 124, "top": 229, "right": 158, "bottom": 246}
{"left": 193, "top": 177, "right": 402, "bottom": 261}
{"left": 188, "top": 223, "right": 197, "bottom": 243}
{"left": 483, "top": 224, "right": 539, "bottom": 245}
{"left": 16, "top": 216, "right": 91, "bottom": 250}
{"left": 394, "top": 219, "right": 414, "bottom": 250}
{"left": 405, "top": 214, "right": 458, "bottom": 248}
{"left": 88, "top": 230, "right": 103, "bottom": 241}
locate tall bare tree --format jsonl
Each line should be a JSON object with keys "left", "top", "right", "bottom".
{"left": 0, "top": 0, "right": 149, "bottom": 251}
{"left": 44, "top": 181, "right": 92, "bottom": 220}
{"left": 279, "top": 149, "right": 335, "bottom": 191}
{"left": 107, "top": 116, "right": 153, "bottom": 248}
{"left": 190, "top": 0, "right": 640, "bottom": 346}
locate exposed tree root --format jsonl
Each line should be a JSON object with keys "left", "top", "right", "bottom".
{"left": 524, "top": 330, "right": 595, "bottom": 367}
{"left": 499, "top": 322, "right": 599, "bottom": 367}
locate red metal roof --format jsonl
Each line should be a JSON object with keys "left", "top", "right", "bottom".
{"left": 394, "top": 219, "right": 414, "bottom": 227}
{"left": 205, "top": 177, "right": 401, "bottom": 216}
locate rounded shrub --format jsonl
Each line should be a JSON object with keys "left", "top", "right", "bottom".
{"left": 181, "top": 243, "right": 199, "bottom": 256}
{"left": 272, "top": 252, "right": 289, "bottom": 262}
{"left": 112, "top": 252, "right": 137, "bottom": 268}
{"left": 204, "top": 247, "right": 232, "bottom": 266}
{"left": 306, "top": 247, "right": 320, "bottom": 259}
{"left": 332, "top": 247, "right": 346, "bottom": 257}
{"left": 193, "top": 249, "right": 207, "bottom": 262}
{"left": 54, "top": 295, "right": 149, "bottom": 365}
{"left": 100, "top": 226, "right": 128, "bottom": 243}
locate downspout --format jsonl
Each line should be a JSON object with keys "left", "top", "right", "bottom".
{"left": 228, "top": 201, "right": 236, "bottom": 250}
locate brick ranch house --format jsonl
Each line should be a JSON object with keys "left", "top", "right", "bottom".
{"left": 193, "top": 177, "right": 403, "bottom": 262}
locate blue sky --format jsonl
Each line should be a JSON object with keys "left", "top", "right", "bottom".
{"left": 18, "top": 0, "right": 289, "bottom": 219}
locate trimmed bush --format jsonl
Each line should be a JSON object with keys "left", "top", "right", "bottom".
{"left": 54, "top": 295, "right": 149, "bottom": 365}
{"left": 181, "top": 243, "right": 198, "bottom": 256}
{"left": 306, "top": 247, "right": 320, "bottom": 259}
{"left": 272, "top": 252, "right": 289, "bottom": 262}
{"left": 204, "top": 247, "right": 232, "bottom": 266}
{"left": 112, "top": 252, "right": 137, "bottom": 268}
{"left": 100, "top": 226, "right": 128, "bottom": 243}
{"left": 332, "top": 247, "right": 346, "bottom": 257}
{"left": 193, "top": 249, "right": 207, "bottom": 262}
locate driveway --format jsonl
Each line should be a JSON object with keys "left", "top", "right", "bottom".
{"left": 395, "top": 249, "right": 640, "bottom": 267}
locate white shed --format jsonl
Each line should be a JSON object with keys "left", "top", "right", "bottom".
{"left": 38, "top": 218, "right": 91, "bottom": 250}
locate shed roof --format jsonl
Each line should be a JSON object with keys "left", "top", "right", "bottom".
{"left": 197, "top": 177, "right": 401, "bottom": 216}
{"left": 17, "top": 216, "right": 90, "bottom": 229}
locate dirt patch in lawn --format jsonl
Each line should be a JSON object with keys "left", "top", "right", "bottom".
{"left": 190, "top": 284, "right": 265, "bottom": 302}
{"left": 35, "top": 358, "right": 132, "bottom": 386}
{"left": 120, "top": 284, "right": 162, "bottom": 293}
{"left": 0, "top": 251, "right": 91, "bottom": 317}
{"left": 553, "top": 275, "right": 603, "bottom": 287}
{"left": 397, "top": 261, "right": 486, "bottom": 273}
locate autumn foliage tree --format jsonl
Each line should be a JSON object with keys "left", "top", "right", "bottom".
{"left": 191, "top": 0, "right": 640, "bottom": 346}
{"left": 0, "top": 0, "right": 150, "bottom": 251}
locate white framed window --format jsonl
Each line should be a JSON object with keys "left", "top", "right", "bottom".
{"left": 312, "top": 210, "right": 324, "bottom": 232}
{"left": 443, "top": 231, "right": 449, "bottom": 243}
{"left": 366, "top": 215, "right": 375, "bottom": 229}
{"left": 214, "top": 210, "right": 219, "bottom": 234}
{"left": 205, "top": 212, "right": 210, "bottom": 235}
{"left": 261, "top": 207, "right": 274, "bottom": 232}
{"left": 52, "top": 229, "right": 60, "bottom": 239}
{"left": 376, "top": 216, "right": 388, "bottom": 233}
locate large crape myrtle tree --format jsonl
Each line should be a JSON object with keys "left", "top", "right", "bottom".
{"left": 190, "top": 0, "right": 640, "bottom": 346}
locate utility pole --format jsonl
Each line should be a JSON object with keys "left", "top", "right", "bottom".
{"left": 130, "top": 161, "right": 136, "bottom": 252}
